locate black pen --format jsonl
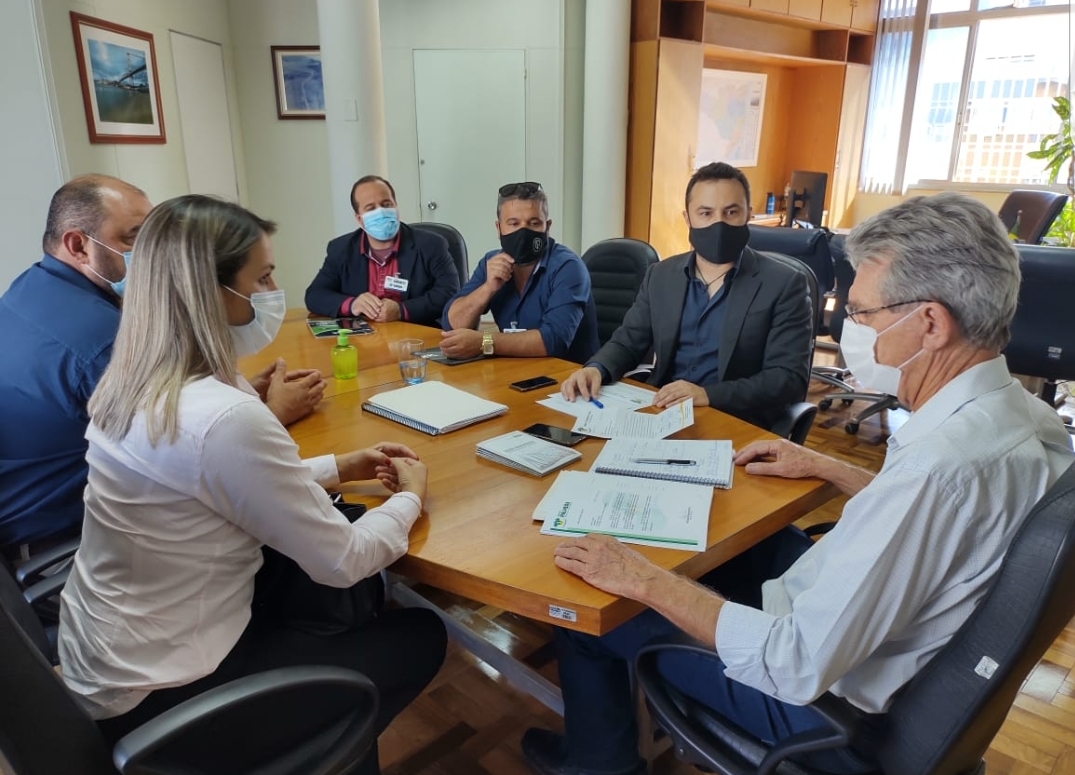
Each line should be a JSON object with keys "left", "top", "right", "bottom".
{"left": 632, "top": 458, "right": 696, "bottom": 465}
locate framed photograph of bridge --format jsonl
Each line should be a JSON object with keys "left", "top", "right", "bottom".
{"left": 270, "top": 46, "right": 325, "bottom": 120}
{"left": 70, "top": 12, "right": 166, "bottom": 144}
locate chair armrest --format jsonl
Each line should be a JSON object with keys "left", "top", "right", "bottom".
{"left": 15, "top": 538, "right": 81, "bottom": 587}
{"left": 636, "top": 637, "right": 869, "bottom": 775}
{"left": 114, "top": 666, "right": 379, "bottom": 775}
{"left": 803, "top": 523, "right": 837, "bottom": 538}
{"left": 22, "top": 569, "right": 71, "bottom": 611}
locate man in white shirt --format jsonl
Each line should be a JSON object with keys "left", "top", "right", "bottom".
{"left": 522, "top": 193, "right": 1074, "bottom": 775}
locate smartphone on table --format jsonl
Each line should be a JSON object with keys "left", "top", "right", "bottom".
{"left": 510, "top": 375, "right": 558, "bottom": 392}
{"left": 523, "top": 423, "right": 586, "bottom": 447}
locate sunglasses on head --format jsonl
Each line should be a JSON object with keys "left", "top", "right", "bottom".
{"left": 498, "top": 182, "right": 543, "bottom": 198}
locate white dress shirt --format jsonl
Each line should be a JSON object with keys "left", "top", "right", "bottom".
{"left": 59, "top": 375, "right": 422, "bottom": 718}
{"left": 717, "top": 357, "right": 1073, "bottom": 713}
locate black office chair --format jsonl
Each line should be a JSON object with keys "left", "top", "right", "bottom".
{"left": 816, "top": 238, "right": 901, "bottom": 435}
{"left": 412, "top": 221, "right": 469, "bottom": 285}
{"left": 747, "top": 226, "right": 835, "bottom": 327}
{"left": 998, "top": 190, "right": 1069, "bottom": 245}
{"left": 1003, "top": 244, "right": 1075, "bottom": 412}
{"left": 636, "top": 460, "right": 1075, "bottom": 775}
{"left": 760, "top": 251, "right": 820, "bottom": 446}
{"left": 581, "top": 238, "right": 659, "bottom": 346}
{"left": 0, "top": 562, "right": 380, "bottom": 775}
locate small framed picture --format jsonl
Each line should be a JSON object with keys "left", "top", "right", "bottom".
{"left": 70, "top": 12, "right": 166, "bottom": 144}
{"left": 270, "top": 46, "right": 325, "bottom": 120}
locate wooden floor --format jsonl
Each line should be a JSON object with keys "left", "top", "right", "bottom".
{"left": 376, "top": 351, "right": 1075, "bottom": 775}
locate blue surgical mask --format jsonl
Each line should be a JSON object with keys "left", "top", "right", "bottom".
{"left": 362, "top": 207, "right": 401, "bottom": 242}
{"left": 85, "top": 235, "right": 132, "bottom": 297}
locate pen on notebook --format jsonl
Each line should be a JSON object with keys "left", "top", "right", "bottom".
{"left": 632, "top": 458, "right": 697, "bottom": 465}
{"left": 589, "top": 397, "right": 604, "bottom": 409}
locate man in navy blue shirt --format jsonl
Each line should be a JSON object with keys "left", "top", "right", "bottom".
{"left": 440, "top": 182, "right": 598, "bottom": 364}
{"left": 0, "top": 175, "right": 152, "bottom": 557}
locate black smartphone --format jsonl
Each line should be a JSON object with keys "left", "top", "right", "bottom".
{"left": 523, "top": 422, "right": 586, "bottom": 447}
{"left": 510, "top": 375, "right": 558, "bottom": 392}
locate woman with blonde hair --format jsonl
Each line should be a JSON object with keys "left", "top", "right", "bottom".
{"left": 58, "top": 195, "right": 446, "bottom": 773}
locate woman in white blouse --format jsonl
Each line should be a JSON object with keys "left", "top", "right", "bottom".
{"left": 58, "top": 195, "right": 446, "bottom": 772}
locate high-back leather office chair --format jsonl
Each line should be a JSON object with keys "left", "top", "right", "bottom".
{"left": 1003, "top": 243, "right": 1075, "bottom": 409}
{"left": 636, "top": 460, "right": 1075, "bottom": 775}
{"left": 0, "top": 562, "right": 380, "bottom": 775}
{"left": 748, "top": 226, "right": 835, "bottom": 331}
{"left": 998, "top": 190, "right": 1068, "bottom": 245}
{"left": 581, "top": 238, "right": 659, "bottom": 346}
{"left": 412, "top": 221, "right": 469, "bottom": 285}
{"left": 760, "top": 251, "right": 820, "bottom": 445}
{"left": 816, "top": 239, "right": 901, "bottom": 435}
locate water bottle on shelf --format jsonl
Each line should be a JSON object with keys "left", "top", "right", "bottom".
{"left": 765, "top": 192, "right": 775, "bottom": 215}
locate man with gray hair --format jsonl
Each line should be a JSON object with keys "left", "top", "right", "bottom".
{"left": 440, "top": 181, "right": 599, "bottom": 364}
{"left": 521, "top": 193, "right": 1073, "bottom": 775}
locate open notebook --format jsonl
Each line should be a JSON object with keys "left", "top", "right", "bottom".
{"left": 590, "top": 438, "right": 734, "bottom": 488}
{"left": 361, "top": 381, "right": 507, "bottom": 435}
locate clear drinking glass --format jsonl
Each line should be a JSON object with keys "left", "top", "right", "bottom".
{"left": 396, "top": 338, "right": 426, "bottom": 384}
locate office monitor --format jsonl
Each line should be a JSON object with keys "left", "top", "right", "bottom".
{"left": 785, "top": 171, "right": 828, "bottom": 228}
{"left": 1004, "top": 244, "right": 1075, "bottom": 406}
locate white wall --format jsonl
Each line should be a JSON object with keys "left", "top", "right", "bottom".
{"left": 227, "top": 0, "right": 333, "bottom": 307}
{"left": 35, "top": 0, "right": 249, "bottom": 208}
{"left": 226, "top": 0, "right": 582, "bottom": 301}
{"left": 0, "top": 0, "right": 63, "bottom": 293}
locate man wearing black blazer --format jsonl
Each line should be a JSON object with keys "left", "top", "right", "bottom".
{"left": 561, "top": 162, "right": 813, "bottom": 431}
{"left": 304, "top": 175, "right": 460, "bottom": 326}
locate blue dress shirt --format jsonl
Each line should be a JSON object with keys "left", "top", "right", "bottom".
{"left": 670, "top": 254, "right": 738, "bottom": 387}
{"left": 442, "top": 238, "right": 599, "bottom": 364}
{"left": 0, "top": 255, "right": 120, "bottom": 548}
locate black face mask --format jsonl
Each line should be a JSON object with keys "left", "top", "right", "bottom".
{"left": 500, "top": 227, "right": 548, "bottom": 266}
{"left": 688, "top": 221, "right": 749, "bottom": 265}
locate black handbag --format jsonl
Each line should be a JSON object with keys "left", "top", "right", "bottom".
{"left": 251, "top": 501, "right": 385, "bottom": 636}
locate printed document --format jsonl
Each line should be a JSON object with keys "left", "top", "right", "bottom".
{"left": 570, "top": 400, "right": 694, "bottom": 439}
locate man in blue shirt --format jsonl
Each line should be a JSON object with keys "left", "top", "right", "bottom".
{"left": 440, "top": 182, "right": 598, "bottom": 364}
{"left": 0, "top": 175, "right": 152, "bottom": 557}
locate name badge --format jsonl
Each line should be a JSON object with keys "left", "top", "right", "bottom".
{"left": 384, "top": 275, "right": 409, "bottom": 292}
{"left": 503, "top": 320, "right": 527, "bottom": 334}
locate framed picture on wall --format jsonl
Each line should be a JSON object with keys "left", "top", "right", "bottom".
{"left": 271, "top": 46, "right": 325, "bottom": 120}
{"left": 70, "top": 12, "right": 166, "bottom": 144}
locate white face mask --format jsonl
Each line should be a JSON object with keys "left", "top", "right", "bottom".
{"left": 223, "top": 286, "right": 286, "bottom": 357}
{"left": 839, "top": 306, "right": 924, "bottom": 396}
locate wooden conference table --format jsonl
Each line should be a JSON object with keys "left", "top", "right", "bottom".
{"left": 242, "top": 313, "right": 837, "bottom": 711}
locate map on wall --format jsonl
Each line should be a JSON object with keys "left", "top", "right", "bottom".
{"left": 696, "top": 70, "right": 766, "bottom": 168}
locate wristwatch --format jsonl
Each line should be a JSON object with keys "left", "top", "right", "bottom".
{"left": 481, "top": 331, "right": 495, "bottom": 356}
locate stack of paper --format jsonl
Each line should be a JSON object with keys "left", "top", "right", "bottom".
{"left": 571, "top": 400, "right": 694, "bottom": 439}
{"left": 537, "top": 381, "right": 655, "bottom": 418}
{"left": 590, "top": 438, "right": 733, "bottom": 488}
{"left": 477, "top": 431, "right": 582, "bottom": 477}
{"left": 362, "top": 381, "right": 507, "bottom": 435}
{"left": 533, "top": 471, "right": 713, "bottom": 552}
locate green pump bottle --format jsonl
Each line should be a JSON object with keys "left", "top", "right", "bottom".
{"left": 331, "top": 329, "right": 358, "bottom": 380}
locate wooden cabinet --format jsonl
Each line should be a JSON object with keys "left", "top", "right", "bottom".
{"left": 851, "top": 0, "right": 879, "bottom": 31}
{"left": 820, "top": 0, "right": 853, "bottom": 27}
{"left": 788, "top": 0, "right": 823, "bottom": 21}
{"left": 751, "top": 0, "right": 790, "bottom": 14}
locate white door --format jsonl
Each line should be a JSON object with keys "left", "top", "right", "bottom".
{"left": 413, "top": 50, "right": 527, "bottom": 278}
{"left": 170, "top": 31, "right": 239, "bottom": 201}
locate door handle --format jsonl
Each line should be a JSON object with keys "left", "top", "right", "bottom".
{"left": 427, "top": 201, "right": 438, "bottom": 211}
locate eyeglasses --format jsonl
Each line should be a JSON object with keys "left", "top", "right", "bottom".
{"left": 498, "top": 181, "right": 543, "bottom": 198}
{"left": 844, "top": 299, "right": 934, "bottom": 324}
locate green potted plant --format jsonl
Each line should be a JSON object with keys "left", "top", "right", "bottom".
{"left": 1027, "top": 95, "right": 1074, "bottom": 246}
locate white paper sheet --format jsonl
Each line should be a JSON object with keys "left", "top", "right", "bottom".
{"left": 570, "top": 400, "right": 694, "bottom": 439}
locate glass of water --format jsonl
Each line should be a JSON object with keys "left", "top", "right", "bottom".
{"left": 396, "top": 338, "right": 426, "bottom": 384}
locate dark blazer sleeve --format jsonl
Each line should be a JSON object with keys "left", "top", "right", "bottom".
{"left": 703, "top": 260, "right": 812, "bottom": 427}
{"left": 399, "top": 229, "right": 460, "bottom": 327}
{"left": 587, "top": 260, "right": 661, "bottom": 382}
{"left": 304, "top": 232, "right": 359, "bottom": 317}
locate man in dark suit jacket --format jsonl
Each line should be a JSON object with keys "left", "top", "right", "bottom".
{"left": 304, "top": 175, "right": 460, "bottom": 326}
{"left": 561, "top": 162, "right": 812, "bottom": 431}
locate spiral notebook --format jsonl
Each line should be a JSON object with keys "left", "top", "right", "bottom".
{"left": 590, "top": 438, "right": 734, "bottom": 488}
{"left": 362, "top": 381, "right": 507, "bottom": 435}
